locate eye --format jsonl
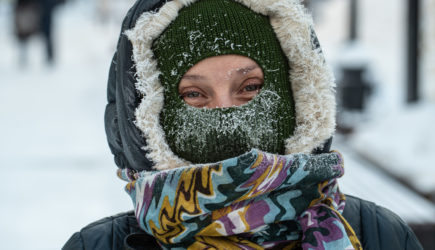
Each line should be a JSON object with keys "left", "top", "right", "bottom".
{"left": 243, "top": 84, "right": 262, "bottom": 92}
{"left": 240, "top": 79, "right": 263, "bottom": 94}
{"left": 182, "top": 91, "right": 201, "bottom": 98}
{"left": 179, "top": 89, "right": 208, "bottom": 108}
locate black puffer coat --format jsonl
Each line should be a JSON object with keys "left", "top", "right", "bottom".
{"left": 62, "top": 195, "right": 422, "bottom": 250}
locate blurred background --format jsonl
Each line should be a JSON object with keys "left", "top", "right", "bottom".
{"left": 0, "top": 0, "right": 434, "bottom": 249}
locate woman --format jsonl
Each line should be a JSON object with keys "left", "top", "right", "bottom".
{"left": 63, "top": 0, "right": 422, "bottom": 249}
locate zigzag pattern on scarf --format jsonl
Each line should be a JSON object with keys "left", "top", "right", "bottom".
{"left": 118, "top": 150, "right": 362, "bottom": 250}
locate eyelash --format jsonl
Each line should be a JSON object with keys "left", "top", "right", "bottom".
{"left": 180, "top": 90, "right": 202, "bottom": 99}
{"left": 243, "top": 83, "right": 262, "bottom": 92}
{"left": 241, "top": 80, "right": 263, "bottom": 93}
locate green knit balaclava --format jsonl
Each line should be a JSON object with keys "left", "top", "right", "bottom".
{"left": 152, "top": 0, "right": 295, "bottom": 163}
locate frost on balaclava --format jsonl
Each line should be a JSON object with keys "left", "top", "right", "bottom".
{"left": 152, "top": 0, "right": 295, "bottom": 163}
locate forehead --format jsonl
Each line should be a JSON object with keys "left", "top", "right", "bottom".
{"left": 184, "top": 55, "right": 262, "bottom": 74}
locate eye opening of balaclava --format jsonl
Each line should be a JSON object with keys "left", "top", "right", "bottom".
{"left": 152, "top": 0, "right": 296, "bottom": 163}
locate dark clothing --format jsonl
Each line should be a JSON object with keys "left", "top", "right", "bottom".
{"left": 14, "top": 0, "right": 41, "bottom": 41}
{"left": 40, "top": 0, "right": 58, "bottom": 62}
{"left": 62, "top": 195, "right": 423, "bottom": 250}
{"left": 342, "top": 196, "right": 422, "bottom": 250}
{"left": 63, "top": 211, "right": 159, "bottom": 250}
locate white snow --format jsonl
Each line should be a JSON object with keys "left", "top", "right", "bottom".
{"left": 314, "top": 0, "right": 435, "bottom": 199}
{"left": 348, "top": 103, "right": 435, "bottom": 195}
{"left": 164, "top": 90, "right": 285, "bottom": 161}
{"left": 0, "top": 1, "right": 134, "bottom": 249}
{"left": 314, "top": 0, "right": 435, "bottom": 224}
{"left": 334, "top": 137, "right": 435, "bottom": 224}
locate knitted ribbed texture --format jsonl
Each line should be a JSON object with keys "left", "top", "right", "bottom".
{"left": 152, "top": 0, "right": 295, "bottom": 163}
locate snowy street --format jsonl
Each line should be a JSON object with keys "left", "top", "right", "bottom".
{"left": 0, "top": 0, "right": 434, "bottom": 249}
{"left": 314, "top": 0, "right": 435, "bottom": 201}
{"left": 0, "top": 1, "right": 134, "bottom": 249}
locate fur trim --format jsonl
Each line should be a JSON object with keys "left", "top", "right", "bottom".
{"left": 126, "top": 0, "right": 336, "bottom": 170}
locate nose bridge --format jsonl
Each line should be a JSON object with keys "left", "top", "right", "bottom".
{"left": 212, "top": 92, "right": 233, "bottom": 108}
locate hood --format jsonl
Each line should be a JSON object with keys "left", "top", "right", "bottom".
{"left": 105, "top": 0, "right": 336, "bottom": 171}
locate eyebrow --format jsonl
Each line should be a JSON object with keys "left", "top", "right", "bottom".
{"left": 181, "top": 74, "right": 207, "bottom": 81}
{"left": 181, "top": 64, "right": 260, "bottom": 80}
{"left": 236, "top": 65, "right": 260, "bottom": 75}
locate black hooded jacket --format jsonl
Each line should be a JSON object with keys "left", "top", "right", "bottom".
{"left": 66, "top": 0, "right": 425, "bottom": 249}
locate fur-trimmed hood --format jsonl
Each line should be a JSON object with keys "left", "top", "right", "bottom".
{"left": 105, "top": 0, "right": 336, "bottom": 171}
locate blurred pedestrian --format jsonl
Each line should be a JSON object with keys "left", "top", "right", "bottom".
{"left": 63, "top": 0, "right": 423, "bottom": 249}
{"left": 13, "top": 0, "right": 64, "bottom": 65}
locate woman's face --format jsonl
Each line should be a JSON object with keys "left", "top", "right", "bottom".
{"left": 178, "top": 55, "right": 264, "bottom": 108}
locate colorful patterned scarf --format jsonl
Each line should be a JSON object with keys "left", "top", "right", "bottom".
{"left": 118, "top": 150, "right": 362, "bottom": 249}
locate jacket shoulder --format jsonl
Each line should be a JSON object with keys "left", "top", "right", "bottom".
{"left": 62, "top": 211, "right": 143, "bottom": 250}
{"left": 343, "top": 195, "right": 423, "bottom": 250}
